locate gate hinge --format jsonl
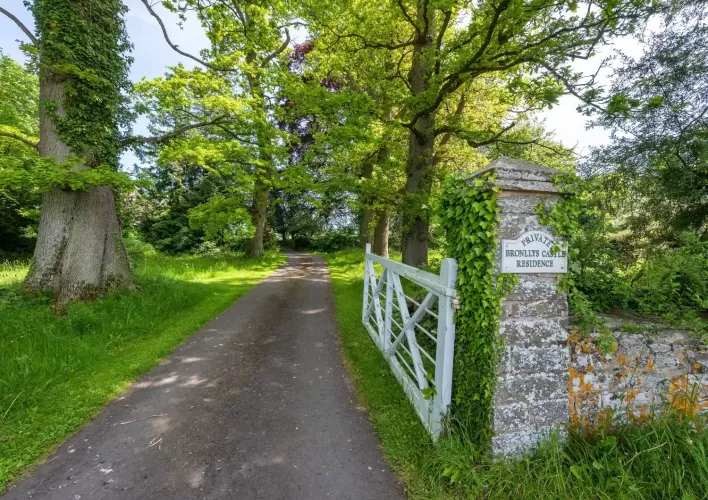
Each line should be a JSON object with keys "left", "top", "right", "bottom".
{"left": 452, "top": 296, "right": 461, "bottom": 310}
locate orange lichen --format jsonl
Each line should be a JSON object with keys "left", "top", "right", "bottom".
{"left": 669, "top": 375, "right": 708, "bottom": 417}
{"left": 568, "top": 332, "right": 708, "bottom": 430}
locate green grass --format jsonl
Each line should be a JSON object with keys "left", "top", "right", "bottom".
{"left": 323, "top": 248, "right": 708, "bottom": 499}
{"left": 0, "top": 250, "right": 285, "bottom": 490}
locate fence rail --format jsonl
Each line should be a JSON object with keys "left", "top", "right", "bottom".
{"left": 362, "top": 244, "right": 458, "bottom": 438}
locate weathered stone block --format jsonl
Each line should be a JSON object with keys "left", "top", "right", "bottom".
{"left": 498, "top": 214, "right": 548, "bottom": 237}
{"left": 529, "top": 399, "right": 568, "bottom": 427}
{"left": 498, "top": 194, "right": 559, "bottom": 215}
{"left": 511, "top": 344, "right": 569, "bottom": 374}
{"left": 502, "top": 298, "right": 568, "bottom": 319}
{"left": 493, "top": 402, "right": 530, "bottom": 433}
{"left": 495, "top": 373, "right": 568, "bottom": 404}
{"left": 491, "top": 426, "right": 565, "bottom": 457}
{"left": 500, "top": 318, "right": 569, "bottom": 345}
{"left": 504, "top": 276, "right": 560, "bottom": 302}
{"left": 651, "top": 343, "right": 672, "bottom": 354}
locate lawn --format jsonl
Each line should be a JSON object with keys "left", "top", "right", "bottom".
{"left": 0, "top": 250, "right": 285, "bottom": 490}
{"left": 323, "top": 249, "right": 708, "bottom": 499}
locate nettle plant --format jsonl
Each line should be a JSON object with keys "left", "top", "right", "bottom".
{"left": 435, "top": 172, "right": 516, "bottom": 446}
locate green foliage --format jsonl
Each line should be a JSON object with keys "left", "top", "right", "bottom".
{"left": 628, "top": 234, "right": 708, "bottom": 328}
{"left": 583, "top": 4, "right": 708, "bottom": 244}
{"left": 540, "top": 174, "right": 708, "bottom": 336}
{"left": 29, "top": 0, "right": 133, "bottom": 168}
{"left": 308, "top": 229, "right": 360, "bottom": 252}
{"left": 0, "top": 54, "right": 40, "bottom": 252}
{"left": 188, "top": 194, "right": 254, "bottom": 244}
{"left": 434, "top": 172, "right": 515, "bottom": 446}
{"left": 0, "top": 251, "right": 285, "bottom": 490}
{"left": 324, "top": 249, "right": 708, "bottom": 499}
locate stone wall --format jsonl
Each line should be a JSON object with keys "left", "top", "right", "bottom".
{"left": 569, "top": 315, "right": 708, "bottom": 426}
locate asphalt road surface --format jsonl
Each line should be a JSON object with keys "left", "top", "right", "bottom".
{"left": 4, "top": 252, "right": 403, "bottom": 500}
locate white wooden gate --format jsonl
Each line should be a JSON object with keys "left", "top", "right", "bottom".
{"left": 361, "top": 244, "right": 458, "bottom": 438}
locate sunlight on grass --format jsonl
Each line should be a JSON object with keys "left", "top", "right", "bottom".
{"left": 0, "top": 251, "right": 285, "bottom": 490}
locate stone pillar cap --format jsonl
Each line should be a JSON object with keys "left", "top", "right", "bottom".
{"left": 466, "top": 156, "right": 565, "bottom": 193}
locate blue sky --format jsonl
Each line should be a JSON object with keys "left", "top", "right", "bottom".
{"left": 0, "top": 0, "right": 620, "bottom": 166}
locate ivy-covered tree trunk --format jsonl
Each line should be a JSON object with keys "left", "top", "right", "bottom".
{"left": 22, "top": 0, "right": 134, "bottom": 307}
{"left": 402, "top": 5, "right": 436, "bottom": 267}
{"left": 24, "top": 68, "right": 132, "bottom": 307}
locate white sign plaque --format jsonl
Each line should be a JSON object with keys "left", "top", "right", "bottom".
{"left": 501, "top": 230, "right": 567, "bottom": 273}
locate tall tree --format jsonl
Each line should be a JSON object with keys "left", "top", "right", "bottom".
{"left": 0, "top": 1, "right": 238, "bottom": 306}
{"left": 141, "top": 0, "right": 293, "bottom": 257}
{"left": 304, "top": 0, "right": 654, "bottom": 265}
{"left": 584, "top": 3, "right": 708, "bottom": 243}
{"left": 0, "top": 0, "right": 135, "bottom": 306}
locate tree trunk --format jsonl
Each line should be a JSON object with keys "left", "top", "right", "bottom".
{"left": 359, "top": 156, "right": 375, "bottom": 245}
{"left": 372, "top": 211, "right": 390, "bottom": 257}
{"left": 402, "top": 3, "right": 436, "bottom": 267}
{"left": 247, "top": 168, "right": 270, "bottom": 257}
{"left": 245, "top": 51, "right": 273, "bottom": 258}
{"left": 24, "top": 69, "right": 133, "bottom": 307}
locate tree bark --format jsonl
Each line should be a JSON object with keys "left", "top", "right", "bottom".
{"left": 246, "top": 167, "right": 270, "bottom": 257}
{"left": 402, "top": 3, "right": 436, "bottom": 267}
{"left": 24, "top": 69, "right": 133, "bottom": 307}
{"left": 372, "top": 211, "right": 390, "bottom": 257}
{"left": 359, "top": 157, "right": 375, "bottom": 245}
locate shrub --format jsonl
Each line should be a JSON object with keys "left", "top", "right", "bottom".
{"left": 628, "top": 234, "right": 708, "bottom": 324}
{"left": 123, "top": 232, "right": 157, "bottom": 259}
{"left": 309, "top": 229, "right": 359, "bottom": 252}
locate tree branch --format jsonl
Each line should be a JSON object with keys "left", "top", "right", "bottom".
{"left": 120, "top": 115, "right": 229, "bottom": 147}
{"left": 0, "top": 131, "right": 39, "bottom": 150}
{"left": 0, "top": 7, "right": 38, "bottom": 46}
{"left": 433, "top": 122, "right": 516, "bottom": 148}
{"left": 396, "top": 0, "right": 421, "bottom": 34}
{"left": 493, "top": 138, "right": 572, "bottom": 155}
{"left": 433, "top": 10, "right": 452, "bottom": 74}
{"left": 140, "top": 0, "right": 235, "bottom": 72}
{"left": 263, "top": 29, "right": 291, "bottom": 64}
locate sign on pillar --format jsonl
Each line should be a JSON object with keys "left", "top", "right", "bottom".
{"left": 501, "top": 230, "right": 568, "bottom": 273}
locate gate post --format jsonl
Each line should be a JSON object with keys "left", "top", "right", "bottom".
{"left": 468, "top": 157, "right": 571, "bottom": 456}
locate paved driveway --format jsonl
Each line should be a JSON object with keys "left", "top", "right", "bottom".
{"left": 4, "top": 252, "right": 403, "bottom": 500}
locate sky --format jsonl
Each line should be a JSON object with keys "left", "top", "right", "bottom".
{"left": 0, "top": 0, "right": 634, "bottom": 166}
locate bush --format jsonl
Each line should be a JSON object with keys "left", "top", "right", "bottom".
{"left": 628, "top": 234, "right": 708, "bottom": 324}
{"left": 123, "top": 232, "right": 158, "bottom": 259}
{"left": 193, "top": 240, "right": 222, "bottom": 257}
{"left": 309, "top": 229, "right": 359, "bottom": 252}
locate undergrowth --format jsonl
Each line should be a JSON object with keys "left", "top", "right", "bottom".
{"left": 324, "top": 248, "right": 708, "bottom": 499}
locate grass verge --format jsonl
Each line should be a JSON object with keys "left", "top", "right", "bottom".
{"left": 0, "top": 250, "right": 285, "bottom": 490}
{"left": 324, "top": 248, "right": 708, "bottom": 499}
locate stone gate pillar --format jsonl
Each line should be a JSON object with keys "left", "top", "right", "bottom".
{"left": 467, "top": 157, "right": 570, "bottom": 456}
